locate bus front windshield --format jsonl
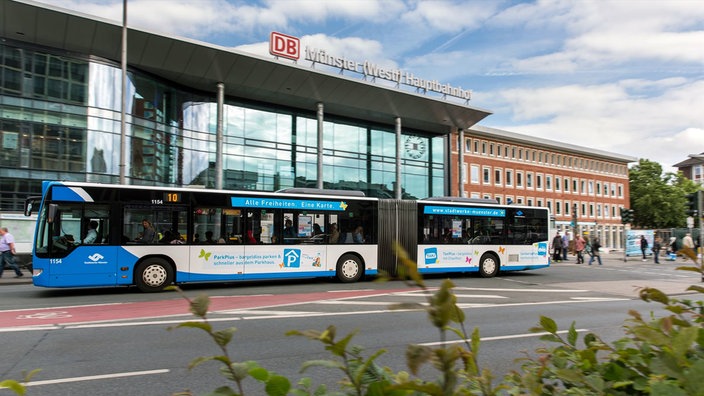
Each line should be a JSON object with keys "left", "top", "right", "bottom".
{"left": 35, "top": 202, "right": 110, "bottom": 258}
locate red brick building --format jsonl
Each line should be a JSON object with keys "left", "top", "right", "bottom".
{"left": 450, "top": 125, "right": 637, "bottom": 250}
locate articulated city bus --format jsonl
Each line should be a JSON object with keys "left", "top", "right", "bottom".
{"left": 25, "top": 181, "right": 550, "bottom": 292}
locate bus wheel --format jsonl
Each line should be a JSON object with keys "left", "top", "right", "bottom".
{"left": 336, "top": 254, "right": 363, "bottom": 283}
{"left": 478, "top": 254, "right": 499, "bottom": 278}
{"left": 135, "top": 258, "right": 174, "bottom": 292}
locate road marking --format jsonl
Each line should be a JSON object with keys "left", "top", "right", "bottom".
{"left": 392, "top": 292, "right": 507, "bottom": 299}
{"left": 22, "top": 369, "right": 170, "bottom": 387}
{"left": 17, "top": 311, "right": 72, "bottom": 320}
{"left": 455, "top": 287, "right": 589, "bottom": 293}
{"left": 419, "top": 329, "right": 589, "bottom": 346}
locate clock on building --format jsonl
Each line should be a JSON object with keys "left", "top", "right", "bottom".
{"left": 404, "top": 136, "right": 427, "bottom": 159}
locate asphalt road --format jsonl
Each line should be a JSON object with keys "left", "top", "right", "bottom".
{"left": 1, "top": 252, "right": 701, "bottom": 395}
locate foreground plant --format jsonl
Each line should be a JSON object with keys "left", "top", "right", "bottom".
{"left": 171, "top": 244, "right": 704, "bottom": 395}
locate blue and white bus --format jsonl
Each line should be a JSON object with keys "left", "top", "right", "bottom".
{"left": 25, "top": 181, "right": 550, "bottom": 292}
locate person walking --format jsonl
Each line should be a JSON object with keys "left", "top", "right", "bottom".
{"left": 588, "top": 237, "right": 603, "bottom": 266}
{"left": 682, "top": 233, "right": 695, "bottom": 261}
{"left": 551, "top": 231, "right": 562, "bottom": 262}
{"left": 574, "top": 233, "right": 586, "bottom": 264}
{"left": 652, "top": 236, "right": 662, "bottom": 264}
{"left": 562, "top": 232, "right": 570, "bottom": 261}
{"left": 0, "top": 227, "right": 24, "bottom": 278}
{"left": 639, "top": 235, "right": 648, "bottom": 262}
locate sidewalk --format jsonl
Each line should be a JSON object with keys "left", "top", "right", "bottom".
{"left": 551, "top": 251, "right": 703, "bottom": 298}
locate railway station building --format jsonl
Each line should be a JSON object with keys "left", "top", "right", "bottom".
{"left": 0, "top": 0, "right": 635, "bottom": 249}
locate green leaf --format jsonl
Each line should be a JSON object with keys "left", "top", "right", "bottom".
{"left": 299, "top": 359, "right": 345, "bottom": 373}
{"left": 249, "top": 366, "right": 270, "bottom": 381}
{"left": 265, "top": 374, "right": 291, "bottom": 396}
{"left": 172, "top": 320, "right": 213, "bottom": 333}
{"left": 190, "top": 293, "right": 211, "bottom": 317}
{"left": 406, "top": 344, "right": 432, "bottom": 375}
{"left": 539, "top": 316, "right": 558, "bottom": 333}
{"left": 567, "top": 322, "right": 578, "bottom": 346}
{"left": 204, "top": 386, "right": 239, "bottom": 396}
{"left": 213, "top": 327, "right": 237, "bottom": 347}
{"left": 0, "top": 380, "right": 25, "bottom": 395}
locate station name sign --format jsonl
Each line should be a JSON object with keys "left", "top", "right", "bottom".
{"left": 270, "top": 32, "right": 471, "bottom": 101}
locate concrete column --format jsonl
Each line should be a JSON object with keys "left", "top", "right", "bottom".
{"left": 395, "top": 117, "right": 402, "bottom": 199}
{"left": 317, "top": 103, "right": 324, "bottom": 189}
{"left": 458, "top": 129, "right": 464, "bottom": 197}
{"left": 215, "top": 82, "right": 224, "bottom": 189}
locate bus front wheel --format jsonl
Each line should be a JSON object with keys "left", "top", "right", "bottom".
{"left": 478, "top": 254, "right": 499, "bottom": 278}
{"left": 336, "top": 254, "right": 363, "bottom": 283}
{"left": 135, "top": 258, "right": 174, "bottom": 292}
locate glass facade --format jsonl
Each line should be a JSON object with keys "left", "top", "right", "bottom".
{"left": 0, "top": 42, "right": 446, "bottom": 211}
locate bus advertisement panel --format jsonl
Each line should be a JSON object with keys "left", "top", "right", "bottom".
{"left": 416, "top": 199, "right": 550, "bottom": 277}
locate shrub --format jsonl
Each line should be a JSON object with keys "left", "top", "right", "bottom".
{"left": 164, "top": 245, "right": 703, "bottom": 395}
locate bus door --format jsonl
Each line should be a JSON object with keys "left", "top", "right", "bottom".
{"left": 37, "top": 203, "right": 118, "bottom": 287}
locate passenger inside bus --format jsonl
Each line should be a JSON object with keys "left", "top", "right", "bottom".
{"left": 82, "top": 220, "right": 99, "bottom": 244}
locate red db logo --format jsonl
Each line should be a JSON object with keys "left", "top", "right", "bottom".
{"left": 270, "top": 32, "right": 300, "bottom": 60}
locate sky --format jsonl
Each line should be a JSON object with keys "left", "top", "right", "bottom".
{"left": 36, "top": 0, "right": 704, "bottom": 172}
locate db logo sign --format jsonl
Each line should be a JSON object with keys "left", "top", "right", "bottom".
{"left": 270, "top": 32, "right": 300, "bottom": 60}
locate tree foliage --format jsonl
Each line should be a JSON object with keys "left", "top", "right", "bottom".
{"left": 628, "top": 159, "right": 699, "bottom": 229}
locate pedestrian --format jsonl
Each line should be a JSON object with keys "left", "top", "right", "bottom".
{"left": 551, "top": 231, "right": 562, "bottom": 262}
{"left": 0, "top": 227, "right": 24, "bottom": 278}
{"left": 652, "top": 236, "right": 661, "bottom": 264}
{"left": 682, "top": 233, "right": 695, "bottom": 261}
{"left": 562, "top": 232, "right": 570, "bottom": 261}
{"left": 639, "top": 235, "right": 648, "bottom": 262}
{"left": 588, "top": 237, "right": 603, "bottom": 266}
{"left": 574, "top": 233, "right": 586, "bottom": 264}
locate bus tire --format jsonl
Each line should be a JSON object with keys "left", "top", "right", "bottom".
{"left": 336, "top": 254, "right": 363, "bottom": 283}
{"left": 478, "top": 253, "right": 499, "bottom": 278}
{"left": 135, "top": 258, "right": 174, "bottom": 292}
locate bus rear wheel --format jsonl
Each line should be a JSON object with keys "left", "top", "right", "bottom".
{"left": 478, "top": 253, "right": 499, "bottom": 278}
{"left": 135, "top": 258, "right": 174, "bottom": 292}
{"left": 336, "top": 254, "right": 363, "bottom": 283}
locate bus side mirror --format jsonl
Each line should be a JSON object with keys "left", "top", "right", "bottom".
{"left": 48, "top": 204, "right": 58, "bottom": 224}
{"left": 24, "top": 196, "right": 41, "bottom": 216}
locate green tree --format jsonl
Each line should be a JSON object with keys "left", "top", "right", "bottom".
{"left": 629, "top": 159, "right": 699, "bottom": 228}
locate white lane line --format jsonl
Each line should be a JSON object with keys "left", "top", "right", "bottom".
{"left": 392, "top": 292, "right": 507, "bottom": 299}
{"left": 455, "top": 287, "right": 589, "bottom": 293}
{"left": 419, "top": 329, "right": 589, "bottom": 346}
{"left": 23, "top": 369, "right": 170, "bottom": 387}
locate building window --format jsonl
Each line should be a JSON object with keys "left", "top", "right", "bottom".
{"left": 556, "top": 200, "right": 562, "bottom": 214}
{"left": 618, "top": 184, "right": 623, "bottom": 197}
{"left": 555, "top": 176, "right": 561, "bottom": 191}
{"left": 537, "top": 199, "right": 544, "bottom": 207}
{"left": 483, "top": 167, "right": 491, "bottom": 184}
{"left": 573, "top": 179, "right": 578, "bottom": 192}
{"left": 516, "top": 171, "right": 523, "bottom": 188}
{"left": 564, "top": 177, "right": 570, "bottom": 192}
{"left": 470, "top": 164, "right": 479, "bottom": 184}
{"left": 596, "top": 182, "right": 602, "bottom": 196}
{"left": 564, "top": 202, "right": 570, "bottom": 215}
{"left": 526, "top": 172, "right": 533, "bottom": 188}
{"left": 536, "top": 173, "right": 543, "bottom": 190}
{"left": 527, "top": 198, "right": 534, "bottom": 206}
{"left": 465, "top": 138, "right": 472, "bottom": 152}
{"left": 497, "top": 145, "right": 502, "bottom": 157}
{"left": 494, "top": 168, "right": 502, "bottom": 185}
{"left": 516, "top": 196, "right": 524, "bottom": 204}
{"left": 546, "top": 175, "right": 552, "bottom": 191}
{"left": 490, "top": 143, "right": 494, "bottom": 156}
{"left": 505, "top": 169, "right": 513, "bottom": 186}
{"left": 462, "top": 163, "right": 467, "bottom": 183}
{"left": 482, "top": 141, "right": 487, "bottom": 154}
